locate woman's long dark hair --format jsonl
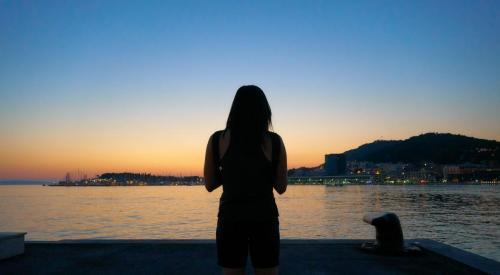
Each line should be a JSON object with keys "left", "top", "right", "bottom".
{"left": 225, "top": 85, "right": 272, "bottom": 148}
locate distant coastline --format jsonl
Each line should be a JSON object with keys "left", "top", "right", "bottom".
{"left": 0, "top": 180, "right": 55, "bottom": 185}
{"left": 51, "top": 172, "right": 203, "bottom": 187}
{"left": 1, "top": 179, "right": 498, "bottom": 187}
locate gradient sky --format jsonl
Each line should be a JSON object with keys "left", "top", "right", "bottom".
{"left": 1, "top": 1, "right": 499, "bottom": 180}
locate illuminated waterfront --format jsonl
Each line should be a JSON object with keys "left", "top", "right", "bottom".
{"left": 0, "top": 184, "right": 499, "bottom": 261}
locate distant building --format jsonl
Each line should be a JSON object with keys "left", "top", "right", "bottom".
{"left": 325, "top": 154, "right": 346, "bottom": 176}
{"left": 443, "top": 165, "right": 500, "bottom": 183}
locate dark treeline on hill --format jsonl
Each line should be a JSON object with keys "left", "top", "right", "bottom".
{"left": 98, "top": 172, "right": 200, "bottom": 183}
{"left": 344, "top": 133, "right": 499, "bottom": 164}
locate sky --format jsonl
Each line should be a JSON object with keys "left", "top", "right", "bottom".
{"left": 1, "top": 0, "right": 499, "bottom": 180}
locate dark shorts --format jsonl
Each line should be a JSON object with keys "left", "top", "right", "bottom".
{"left": 216, "top": 218, "right": 280, "bottom": 268}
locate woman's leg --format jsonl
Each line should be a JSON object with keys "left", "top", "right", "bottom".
{"left": 217, "top": 219, "right": 248, "bottom": 274}
{"left": 255, "top": 267, "right": 278, "bottom": 275}
{"left": 248, "top": 218, "right": 280, "bottom": 273}
{"left": 223, "top": 267, "right": 246, "bottom": 275}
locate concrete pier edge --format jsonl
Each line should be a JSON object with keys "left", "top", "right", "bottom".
{"left": 411, "top": 239, "right": 500, "bottom": 275}
{"left": 21, "top": 238, "right": 499, "bottom": 274}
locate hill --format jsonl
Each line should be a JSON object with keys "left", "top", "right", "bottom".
{"left": 344, "top": 133, "right": 499, "bottom": 164}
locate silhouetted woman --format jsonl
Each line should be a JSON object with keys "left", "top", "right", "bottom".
{"left": 204, "top": 85, "right": 288, "bottom": 275}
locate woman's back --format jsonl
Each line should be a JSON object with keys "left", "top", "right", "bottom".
{"left": 214, "top": 130, "right": 280, "bottom": 221}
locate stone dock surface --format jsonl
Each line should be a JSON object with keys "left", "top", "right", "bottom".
{"left": 1, "top": 239, "right": 499, "bottom": 274}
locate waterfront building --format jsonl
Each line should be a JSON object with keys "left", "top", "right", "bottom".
{"left": 443, "top": 165, "right": 500, "bottom": 183}
{"left": 325, "top": 154, "right": 346, "bottom": 176}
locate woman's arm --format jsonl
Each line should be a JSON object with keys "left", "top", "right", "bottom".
{"left": 274, "top": 136, "right": 288, "bottom": 194}
{"left": 204, "top": 134, "right": 222, "bottom": 192}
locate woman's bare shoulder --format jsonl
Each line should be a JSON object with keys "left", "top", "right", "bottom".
{"left": 210, "top": 129, "right": 225, "bottom": 137}
{"left": 211, "top": 130, "right": 230, "bottom": 150}
{"left": 267, "top": 131, "right": 283, "bottom": 144}
{"left": 209, "top": 130, "right": 227, "bottom": 141}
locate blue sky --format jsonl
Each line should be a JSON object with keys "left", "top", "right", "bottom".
{"left": 1, "top": 0, "right": 499, "bottom": 178}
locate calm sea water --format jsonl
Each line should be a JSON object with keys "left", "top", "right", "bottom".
{"left": 0, "top": 185, "right": 499, "bottom": 261}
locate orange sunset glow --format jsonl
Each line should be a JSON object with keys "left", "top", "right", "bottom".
{"left": 1, "top": 112, "right": 499, "bottom": 180}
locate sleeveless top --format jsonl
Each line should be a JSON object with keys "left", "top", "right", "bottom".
{"left": 212, "top": 130, "right": 281, "bottom": 222}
